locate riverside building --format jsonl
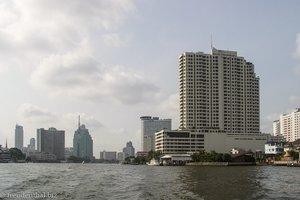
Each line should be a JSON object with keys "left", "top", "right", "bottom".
{"left": 156, "top": 48, "right": 267, "bottom": 154}
{"left": 100, "top": 151, "right": 117, "bottom": 161}
{"left": 273, "top": 108, "right": 300, "bottom": 142}
{"left": 37, "top": 127, "right": 65, "bottom": 160}
{"left": 140, "top": 116, "right": 171, "bottom": 152}
{"left": 155, "top": 130, "right": 204, "bottom": 154}
{"left": 179, "top": 48, "right": 260, "bottom": 133}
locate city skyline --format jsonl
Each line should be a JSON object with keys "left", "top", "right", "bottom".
{"left": 0, "top": 1, "right": 300, "bottom": 155}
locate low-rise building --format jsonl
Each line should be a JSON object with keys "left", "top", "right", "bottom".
{"left": 155, "top": 130, "right": 269, "bottom": 154}
{"left": 265, "top": 142, "right": 284, "bottom": 155}
{"left": 27, "top": 151, "right": 57, "bottom": 162}
{"left": 155, "top": 130, "right": 204, "bottom": 154}
{"left": 136, "top": 151, "right": 148, "bottom": 157}
{"left": 117, "top": 152, "right": 125, "bottom": 161}
{"left": 100, "top": 151, "right": 117, "bottom": 161}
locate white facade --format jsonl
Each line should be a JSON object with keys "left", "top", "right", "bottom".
{"left": 155, "top": 130, "right": 268, "bottom": 154}
{"left": 155, "top": 130, "right": 205, "bottom": 154}
{"left": 264, "top": 142, "right": 284, "bottom": 155}
{"left": 274, "top": 108, "right": 300, "bottom": 142}
{"left": 15, "top": 124, "right": 24, "bottom": 150}
{"left": 140, "top": 116, "right": 171, "bottom": 152}
{"left": 273, "top": 120, "right": 280, "bottom": 136}
{"left": 179, "top": 48, "right": 260, "bottom": 133}
{"left": 204, "top": 132, "right": 267, "bottom": 153}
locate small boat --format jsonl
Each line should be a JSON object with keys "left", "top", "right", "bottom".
{"left": 147, "top": 159, "right": 160, "bottom": 166}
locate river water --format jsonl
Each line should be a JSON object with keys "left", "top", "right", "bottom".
{"left": 0, "top": 163, "right": 299, "bottom": 200}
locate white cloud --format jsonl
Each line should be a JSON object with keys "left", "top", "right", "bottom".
{"left": 16, "top": 103, "right": 105, "bottom": 152}
{"left": 157, "top": 93, "right": 179, "bottom": 129}
{"left": 294, "top": 33, "right": 300, "bottom": 59}
{"left": 260, "top": 113, "right": 280, "bottom": 134}
{"left": 0, "top": 0, "right": 136, "bottom": 71}
{"left": 289, "top": 96, "right": 300, "bottom": 105}
{"left": 293, "top": 33, "right": 300, "bottom": 75}
{"left": 29, "top": 45, "right": 160, "bottom": 104}
{"left": 17, "top": 103, "right": 103, "bottom": 130}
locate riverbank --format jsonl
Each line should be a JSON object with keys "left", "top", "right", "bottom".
{"left": 187, "top": 162, "right": 256, "bottom": 166}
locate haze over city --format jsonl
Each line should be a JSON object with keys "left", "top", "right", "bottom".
{"left": 0, "top": 0, "right": 300, "bottom": 156}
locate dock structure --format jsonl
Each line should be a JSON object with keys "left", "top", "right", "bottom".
{"left": 160, "top": 154, "right": 192, "bottom": 166}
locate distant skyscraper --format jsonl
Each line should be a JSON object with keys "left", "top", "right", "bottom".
{"left": 37, "top": 127, "right": 65, "bottom": 160}
{"left": 123, "top": 141, "right": 135, "bottom": 158}
{"left": 273, "top": 108, "right": 300, "bottom": 142}
{"left": 140, "top": 116, "right": 171, "bottom": 152}
{"left": 100, "top": 151, "right": 117, "bottom": 160}
{"left": 15, "top": 124, "right": 24, "bottom": 150}
{"left": 179, "top": 48, "right": 260, "bottom": 133}
{"left": 29, "top": 138, "right": 35, "bottom": 150}
{"left": 73, "top": 117, "right": 93, "bottom": 161}
{"left": 273, "top": 120, "right": 280, "bottom": 136}
{"left": 117, "top": 152, "right": 125, "bottom": 161}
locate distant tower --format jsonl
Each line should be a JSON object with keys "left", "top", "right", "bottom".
{"left": 122, "top": 141, "right": 135, "bottom": 158}
{"left": 37, "top": 127, "right": 65, "bottom": 160}
{"left": 78, "top": 115, "right": 81, "bottom": 129}
{"left": 5, "top": 139, "right": 8, "bottom": 150}
{"left": 15, "top": 124, "right": 24, "bottom": 150}
{"left": 140, "top": 116, "right": 172, "bottom": 152}
{"left": 29, "top": 138, "right": 35, "bottom": 150}
{"left": 73, "top": 117, "right": 93, "bottom": 161}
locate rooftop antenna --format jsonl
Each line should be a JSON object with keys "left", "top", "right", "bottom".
{"left": 210, "top": 34, "right": 214, "bottom": 51}
{"left": 5, "top": 139, "right": 7, "bottom": 149}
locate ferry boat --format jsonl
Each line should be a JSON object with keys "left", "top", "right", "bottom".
{"left": 0, "top": 150, "right": 11, "bottom": 163}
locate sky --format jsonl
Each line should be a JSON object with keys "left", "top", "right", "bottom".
{"left": 0, "top": 0, "right": 300, "bottom": 158}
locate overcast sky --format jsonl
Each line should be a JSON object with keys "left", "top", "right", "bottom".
{"left": 0, "top": 0, "right": 300, "bottom": 158}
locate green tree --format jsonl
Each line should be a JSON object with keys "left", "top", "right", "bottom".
{"left": 222, "top": 153, "right": 232, "bottom": 162}
{"left": 288, "top": 150, "right": 299, "bottom": 160}
{"left": 146, "top": 150, "right": 163, "bottom": 162}
{"left": 9, "top": 148, "right": 25, "bottom": 161}
{"left": 68, "top": 156, "right": 84, "bottom": 163}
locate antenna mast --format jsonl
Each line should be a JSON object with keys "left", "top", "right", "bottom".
{"left": 210, "top": 34, "right": 213, "bottom": 51}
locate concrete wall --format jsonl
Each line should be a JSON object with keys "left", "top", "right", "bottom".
{"left": 204, "top": 133, "right": 268, "bottom": 153}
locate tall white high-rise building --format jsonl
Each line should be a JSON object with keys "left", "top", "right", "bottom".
{"left": 179, "top": 48, "right": 260, "bottom": 134}
{"left": 273, "top": 120, "right": 280, "bottom": 136}
{"left": 15, "top": 124, "right": 24, "bottom": 150}
{"left": 273, "top": 108, "right": 300, "bottom": 142}
{"left": 140, "top": 116, "right": 171, "bottom": 152}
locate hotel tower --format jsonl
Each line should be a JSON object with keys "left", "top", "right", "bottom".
{"left": 179, "top": 48, "right": 260, "bottom": 134}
